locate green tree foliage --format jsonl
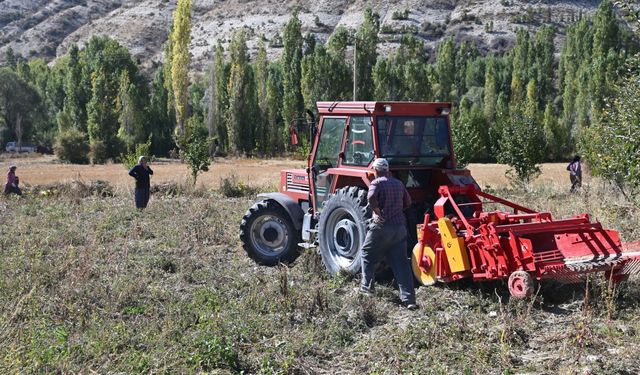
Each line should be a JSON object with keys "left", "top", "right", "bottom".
{"left": 301, "top": 43, "right": 352, "bottom": 111}
{"left": 0, "top": 68, "right": 43, "bottom": 148}
{"left": 483, "top": 57, "right": 498, "bottom": 123}
{"left": 452, "top": 102, "right": 486, "bottom": 167}
{"left": 266, "top": 62, "right": 285, "bottom": 155}
{"left": 148, "top": 67, "right": 176, "bottom": 156}
{"left": 121, "top": 137, "right": 153, "bottom": 170}
{"left": 211, "top": 43, "right": 230, "bottom": 151}
{"left": 3, "top": 4, "right": 637, "bottom": 173}
{"left": 355, "top": 9, "right": 380, "bottom": 100}
{"left": 226, "top": 29, "right": 258, "bottom": 154}
{"left": 87, "top": 68, "right": 121, "bottom": 163}
{"left": 116, "top": 71, "right": 146, "bottom": 151}
{"left": 61, "top": 45, "right": 86, "bottom": 132}
{"left": 19, "top": 58, "right": 63, "bottom": 147}
{"left": 282, "top": 11, "right": 304, "bottom": 147}
{"left": 581, "top": 71, "right": 640, "bottom": 195}
{"left": 254, "top": 40, "right": 269, "bottom": 154}
{"left": 177, "top": 132, "right": 212, "bottom": 185}
{"left": 436, "top": 38, "right": 456, "bottom": 101}
{"left": 374, "top": 35, "right": 431, "bottom": 101}
{"left": 170, "top": 0, "right": 192, "bottom": 136}
{"left": 498, "top": 81, "right": 545, "bottom": 183}
{"left": 53, "top": 128, "right": 90, "bottom": 164}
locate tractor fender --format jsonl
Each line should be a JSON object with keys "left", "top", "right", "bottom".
{"left": 257, "top": 193, "right": 304, "bottom": 230}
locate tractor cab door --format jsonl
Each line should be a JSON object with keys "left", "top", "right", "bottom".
{"left": 310, "top": 117, "right": 348, "bottom": 212}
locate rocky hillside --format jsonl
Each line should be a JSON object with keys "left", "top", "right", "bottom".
{"left": 0, "top": 0, "right": 603, "bottom": 72}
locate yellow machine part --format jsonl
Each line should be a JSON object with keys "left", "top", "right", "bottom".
{"left": 411, "top": 243, "right": 437, "bottom": 286}
{"left": 437, "top": 217, "right": 471, "bottom": 273}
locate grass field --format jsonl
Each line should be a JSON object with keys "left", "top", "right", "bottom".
{"left": 1, "top": 155, "right": 640, "bottom": 373}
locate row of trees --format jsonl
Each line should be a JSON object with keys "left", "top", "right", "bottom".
{"left": 1, "top": 38, "right": 175, "bottom": 163}
{"left": 0, "top": 1, "right": 638, "bottom": 187}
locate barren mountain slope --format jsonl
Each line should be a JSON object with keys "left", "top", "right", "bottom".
{"left": 0, "top": 0, "right": 602, "bottom": 72}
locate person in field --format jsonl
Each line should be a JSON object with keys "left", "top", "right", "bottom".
{"left": 567, "top": 155, "right": 582, "bottom": 193}
{"left": 128, "top": 156, "right": 153, "bottom": 209}
{"left": 358, "top": 158, "right": 418, "bottom": 310}
{"left": 4, "top": 165, "right": 22, "bottom": 196}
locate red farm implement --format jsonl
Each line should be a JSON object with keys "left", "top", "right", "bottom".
{"left": 412, "top": 184, "right": 640, "bottom": 297}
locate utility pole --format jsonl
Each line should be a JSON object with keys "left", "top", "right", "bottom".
{"left": 353, "top": 38, "right": 357, "bottom": 101}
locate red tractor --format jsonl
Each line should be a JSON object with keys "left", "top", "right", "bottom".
{"left": 240, "top": 101, "right": 640, "bottom": 297}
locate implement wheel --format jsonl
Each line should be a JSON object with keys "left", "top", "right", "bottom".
{"left": 318, "top": 187, "right": 371, "bottom": 275}
{"left": 240, "top": 199, "right": 301, "bottom": 266}
{"left": 411, "top": 243, "right": 437, "bottom": 286}
{"left": 508, "top": 271, "right": 533, "bottom": 299}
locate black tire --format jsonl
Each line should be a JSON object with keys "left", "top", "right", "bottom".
{"left": 240, "top": 199, "right": 301, "bottom": 266}
{"left": 318, "top": 187, "right": 371, "bottom": 275}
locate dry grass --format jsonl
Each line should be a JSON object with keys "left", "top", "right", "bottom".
{"left": 2, "top": 154, "right": 573, "bottom": 191}
{"left": 0, "top": 154, "right": 304, "bottom": 190}
{"left": 1, "top": 155, "right": 640, "bottom": 373}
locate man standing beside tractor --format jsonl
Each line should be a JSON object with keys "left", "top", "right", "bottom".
{"left": 359, "top": 158, "right": 418, "bottom": 310}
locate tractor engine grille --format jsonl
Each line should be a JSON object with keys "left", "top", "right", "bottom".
{"left": 286, "top": 173, "right": 309, "bottom": 193}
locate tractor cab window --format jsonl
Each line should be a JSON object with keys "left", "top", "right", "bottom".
{"left": 312, "top": 117, "right": 347, "bottom": 210}
{"left": 314, "top": 117, "right": 347, "bottom": 172}
{"left": 344, "top": 116, "right": 374, "bottom": 167}
{"left": 377, "top": 116, "right": 451, "bottom": 166}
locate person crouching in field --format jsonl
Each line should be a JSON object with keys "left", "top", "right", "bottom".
{"left": 567, "top": 155, "right": 582, "bottom": 193}
{"left": 129, "top": 156, "right": 153, "bottom": 209}
{"left": 4, "top": 165, "right": 22, "bottom": 196}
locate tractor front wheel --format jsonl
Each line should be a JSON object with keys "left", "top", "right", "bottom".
{"left": 240, "top": 200, "right": 301, "bottom": 266}
{"left": 318, "top": 187, "right": 371, "bottom": 275}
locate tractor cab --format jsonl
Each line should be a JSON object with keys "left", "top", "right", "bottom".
{"left": 307, "top": 101, "right": 471, "bottom": 214}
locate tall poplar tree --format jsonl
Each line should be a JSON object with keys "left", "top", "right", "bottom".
{"left": 61, "top": 45, "right": 86, "bottom": 132}
{"left": 226, "top": 29, "right": 257, "bottom": 153}
{"left": 255, "top": 41, "right": 269, "bottom": 153}
{"left": 355, "top": 8, "right": 379, "bottom": 100}
{"left": 282, "top": 11, "right": 304, "bottom": 148}
{"left": 212, "top": 43, "right": 229, "bottom": 150}
{"left": 170, "top": 0, "right": 192, "bottom": 137}
{"left": 436, "top": 38, "right": 456, "bottom": 101}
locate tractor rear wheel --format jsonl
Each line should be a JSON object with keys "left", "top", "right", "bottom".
{"left": 240, "top": 199, "right": 301, "bottom": 266}
{"left": 318, "top": 187, "right": 371, "bottom": 275}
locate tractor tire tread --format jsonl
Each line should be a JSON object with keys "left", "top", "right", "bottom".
{"left": 239, "top": 199, "right": 301, "bottom": 266}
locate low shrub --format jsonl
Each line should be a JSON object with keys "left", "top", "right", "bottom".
{"left": 54, "top": 129, "right": 90, "bottom": 164}
{"left": 219, "top": 174, "right": 259, "bottom": 198}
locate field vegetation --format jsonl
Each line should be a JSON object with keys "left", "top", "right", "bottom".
{"left": 1, "top": 160, "right": 640, "bottom": 373}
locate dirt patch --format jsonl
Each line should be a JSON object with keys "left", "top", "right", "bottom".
{"left": 1, "top": 154, "right": 575, "bottom": 192}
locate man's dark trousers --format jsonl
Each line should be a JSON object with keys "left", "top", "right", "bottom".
{"left": 360, "top": 223, "right": 416, "bottom": 304}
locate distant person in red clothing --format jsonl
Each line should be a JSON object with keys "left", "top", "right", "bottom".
{"left": 567, "top": 155, "right": 582, "bottom": 193}
{"left": 129, "top": 156, "right": 153, "bottom": 209}
{"left": 358, "top": 158, "right": 417, "bottom": 310}
{"left": 4, "top": 165, "right": 22, "bottom": 196}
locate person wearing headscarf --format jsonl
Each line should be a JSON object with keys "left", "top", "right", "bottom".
{"left": 4, "top": 165, "right": 22, "bottom": 196}
{"left": 567, "top": 155, "right": 582, "bottom": 193}
{"left": 128, "top": 156, "right": 153, "bottom": 209}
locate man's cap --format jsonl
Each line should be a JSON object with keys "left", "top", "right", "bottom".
{"left": 138, "top": 156, "right": 146, "bottom": 163}
{"left": 372, "top": 158, "right": 389, "bottom": 171}
{"left": 9, "top": 165, "right": 17, "bottom": 170}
